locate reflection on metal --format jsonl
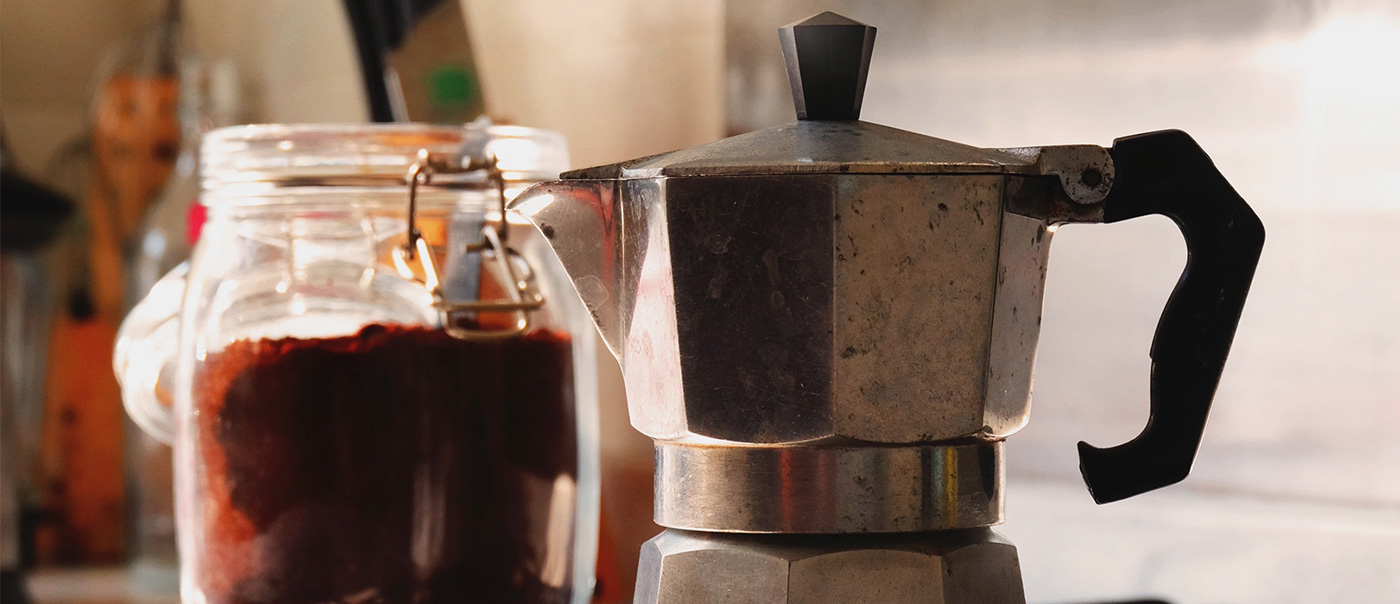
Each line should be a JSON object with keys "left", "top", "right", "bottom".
{"left": 635, "top": 528, "right": 1026, "bottom": 604}
{"left": 655, "top": 440, "right": 1003, "bottom": 533}
{"left": 513, "top": 172, "right": 1098, "bottom": 446}
{"left": 997, "top": 145, "right": 1114, "bottom": 206}
{"left": 512, "top": 161, "right": 1114, "bottom": 538}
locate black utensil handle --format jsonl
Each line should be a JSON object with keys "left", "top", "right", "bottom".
{"left": 1077, "top": 130, "right": 1264, "bottom": 504}
{"left": 341, "top": 0, "right": 396, "bottom": 122}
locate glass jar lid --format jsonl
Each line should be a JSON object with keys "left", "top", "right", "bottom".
{"left": 201, "top": 122, "right": 569, "bottom": 201}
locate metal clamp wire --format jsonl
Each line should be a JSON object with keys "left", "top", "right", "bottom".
{"left": 397, "top": 147, "right": 544, "bottom": 341}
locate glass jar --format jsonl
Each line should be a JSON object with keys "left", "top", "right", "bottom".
{"left": 115, "top": 123, "right": 598, "bottom": 604}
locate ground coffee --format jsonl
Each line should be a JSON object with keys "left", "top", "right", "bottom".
{"left": 192, "top": 323, "right": 577, "bottom": 604}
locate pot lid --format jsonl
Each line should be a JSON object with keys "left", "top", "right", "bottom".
{"left": 566, "top": 12, "right": 1036, "bottom": 180}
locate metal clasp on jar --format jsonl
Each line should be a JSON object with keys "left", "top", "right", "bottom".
{"left": 392, "top": 148, "right": 545, "bottom": 341}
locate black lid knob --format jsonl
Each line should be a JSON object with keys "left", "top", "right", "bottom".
{"left": 779, "top": 12, "right": 876, "bottom": 121}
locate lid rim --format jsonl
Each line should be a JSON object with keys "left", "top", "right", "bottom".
{"left": 200, "top": 122, "right": 570, "bottom": 191}
{"left": 562, "top": 167, "right": 1033, "bottom": 180}
{"left": 561, "top": 120, "right": 1035, "bottom": 180}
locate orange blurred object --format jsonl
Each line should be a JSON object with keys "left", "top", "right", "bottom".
{"left": 35, "top": 299, "right": 126, "bottom": 563}
{"left": 87, "top": 74, "right": 181, "bottom": 316}
{"left": 36, "top": 33, "right": 181, "bottom": 564}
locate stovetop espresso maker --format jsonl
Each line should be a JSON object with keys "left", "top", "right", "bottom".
{"left": 511, "top": 12, "right": 1264, "bottom": 604}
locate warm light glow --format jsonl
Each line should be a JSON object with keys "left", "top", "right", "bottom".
{"left": 509, "top": 192, "right": 556, "bottom": 217}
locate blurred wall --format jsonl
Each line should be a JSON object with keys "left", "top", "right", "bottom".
{"left": 462, "top": 0, "right": 725, "bottom": 168}
{"left": 0, "top": 0, "right": 368, "bottom": 178}
{"left": 182, "top": 0, "right": 369, "bottom": 124}
{"left": 0, "top": 0, "right": 723, "bottom": 180}
{"left": 725, "top": 1, "right": 1400, "bottom": 603}
{"left": 0, "top": 0, "right": 167, "bottom": 173}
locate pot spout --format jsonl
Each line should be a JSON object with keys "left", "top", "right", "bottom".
{"left": 510, "top": 177, "right": 688, "bottom": 440}
{"left": 508, "top": 179, "right": 629, "bottom": 361}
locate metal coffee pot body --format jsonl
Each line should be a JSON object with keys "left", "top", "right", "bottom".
{"left": 524, "top": 141, "right": 1068, "bottom": 448}
{"left": 515, "top": 138, "right": 1083, "bottom": 534}
{"left": 510, "top": 12, "right": 1262, "bottom": 603}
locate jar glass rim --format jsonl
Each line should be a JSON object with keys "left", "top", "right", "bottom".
{"left": 200, "top": 122, "right": 568, "bottom": 206}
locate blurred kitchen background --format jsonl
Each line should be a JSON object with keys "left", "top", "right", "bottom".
{"left": 1, "top": 0, "right": 1396, "bottom": 603}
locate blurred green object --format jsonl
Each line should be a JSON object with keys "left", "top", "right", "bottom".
{"left": 428, "top": 64, "right": 479, "bottom": 110}
{"left": 344, "top": 0, "right": 486, "bottom": 123}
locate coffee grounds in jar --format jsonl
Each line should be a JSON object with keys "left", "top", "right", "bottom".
{"left": 193, "top": 323, "right": 577, "bottom": 604}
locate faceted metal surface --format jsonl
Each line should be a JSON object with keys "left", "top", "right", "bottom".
{"left": 654, "top": 441, "right": 1003, "bottom": 533}
{"left": 515, "top": 173, "right": 1063, "bottom": 445}
{"left": 634, "top": 528, "right": 1026, "bottom": 604}
{"left": 509, "top": 146, "right": 1109, "bottom": 532}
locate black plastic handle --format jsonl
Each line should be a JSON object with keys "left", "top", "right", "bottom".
{"left": 1077, "top": 130, "right": 1265, "bottom": 504}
